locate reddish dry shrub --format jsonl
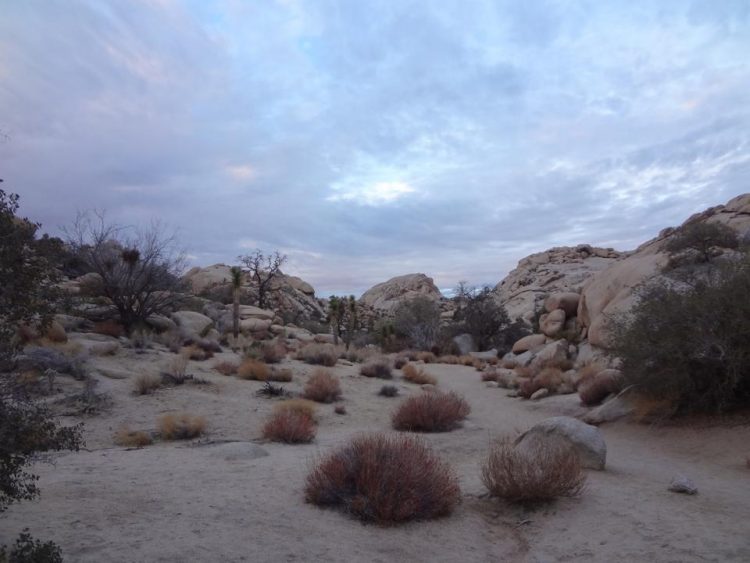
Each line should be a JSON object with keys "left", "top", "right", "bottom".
{"left": 269, "top": 367, "right": 293, "bottom": 382}
{"left": 303, "top": 369, "right": 342, "bottom": 403}
{"left": 213, "top": 361, "right": 238, "bottom": 376}
{"left": 502, "top": 358, "right": 519, "bottom": 369}
{"left": 578, "top": 372, "right": 617, "bottom": 406}
{"left": 114, "top": 427, "right": 153, "bottom": 447}
{"left": 262, "top": 340, "right": 287, "bottom": 364}
{"left": 237, "top": 359, "right": 270, "bottom": 381}
{"left": 473, "top": 359, "right": 485, "bottom": 371}
{"left": 45, "top": 321, "right": 67, "bottom": 343}
{"left": 392, "top": 391, "right": 470, "bottom": 432}
{"left": 359, "top": 358, "right": 393, "bottom": 379}
{"left": 274, "top": 399, "right": 318, "bottom": 420}
{"left": 402, "top": 350, "right": 419, "bottom": 361}
{"left": 295, "top": 343, "right": 339, "bottom": 367}
{"left": 262, "top": 410, "right": 316, "bottom": 444}
{"left": 402, "top": 363, "right": 437, "bottom": 385}
{"left": 158, "top": 413, "right": 206, "bottom": 440}
{"left": 577, "top": 363, "right": 605, "bottom": 388}
{"left": 481, "top": 370, "right": 498, "bottom": 382}
{"left": 304, "top": 433, "right": 460, "bottom": 524}
{"left": 94, "top": 320, "right": 124, "bottom": 338}
{"left": 535, "top": 367, "right": 563, "bottom": 392}
{"left": 185, "top": 344, "right": 213, "bottom": 361}
{"left": 459, "top": 355, "right": 475, "bottom": 366}
{"left": 514, "top": 365, "right": 534, "bottom": 379}
{"left": 538, "top": 357, "right": 574, "bottom": 372}
{"left": 133, "top": 374, "right": 162, "bottom": 395}
{"left": 518, "top": 377, "right": 542, "bottom": 399}
{"left": 482, "top": 437, "right": 586, "bottom": 503}
{"left": 416, "top": 351, "right": 436, "bottom": 364}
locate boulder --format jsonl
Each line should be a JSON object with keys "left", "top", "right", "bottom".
{"left": 145, "top": 314, "right": 176, "bottom": 333}
{"left": 314, "top": 333, "right": 335, "bottom": 344}
{"left": 530, "top": 388, "right": 549, "bottom": 401}
{"left": 237, "top": 305, "right": 275, "bottom": 321}
{"left": 171, "top": 311, "right": 213, "bottom": 337}
{"left": 540, "top": 309, "right": 566, "bottom": 337}
{"left": 470, "top": 349, "right": 497, "bottom": 360}
{"left": 453, "top": 333, "right": 476, "bottom": 355}
{"left": 285, "top": 327, "right": 314, "bottom": 342}
{"left": 532, "top": 340, "right": 569, "bottom": 368}
{"left": 515, "top": 416, "right": 607, "bottom": 470}
{"left": 668, "top": 476, "right": 698, "bottom": 495}
{"left": 269, "top": 324, "right": 286, "bottom": 335}
{"left": 512, "top": 334, "right": 546, "bottom": 354}
{"left": 183, "top": 264, "right": 233, "bottom": 293}
{"left": 544, "top": 292, "right": 581, "bottom": 317}
{"left": 583, "top": 391, "right": 634, "bottom": 425}
{"left": 359, "top": 273, "right": 442, "bottom": 312}
{"left": 239, "top": 318, "right": 272, "bottom": 334}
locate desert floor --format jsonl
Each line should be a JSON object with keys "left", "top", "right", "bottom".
{"left": 2, "top": 341, "right": 749, "bottom": 563}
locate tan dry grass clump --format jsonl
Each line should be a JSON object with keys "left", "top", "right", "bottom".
{"left": 359, "top": 357, "right": 393, "bottom": 379}
{"left": 416, "top": 351, "right": 437, "bottom": 364}
{"left": 303, "top": 369, "right": 342, "bottom": 403}
{"left": 133, "top": 374, "right": 162, "bottom": 395}
{"left": 304, "top": 433, "right": 460, "bottom": 525}
{"left": 237, "top": 358, "right": 271, "bottom": 381}
{"left": 295, "top": 343, "right": 340, "bottom": 367}
{"left": 274, "top": 399, "right": 318, "bottom": 420}
{"left": 438, "top": 355, "right": 460, "bottom": 365}
{"left": 392, "top": 391, "right": 470, "bottom": 432}
{"left": 213, "top": 361, "right": 238, "bottom": 376}
{"left": 393, "top": 355, "right": 408, "bottom": 369}
{"left": 481, "top": 437, "right": 585, "bottom": 504}
{"left": 481, "top": 370, "right": 498, "bottom": 382}
{"left": 268, "top": 367, "right": 293, "bottom": 382}
{"left": 114, "top": 427, "right": 153, "bottom": 448}
{"left": 402, "top": 363, "right": 437, "bottom": 385}
{"left": 536, "top": 367, "right": 564, "bottom": 392}
{"left": 262, "top": 410, "right": 316, "bottom": 444}
{"left": 262, "top": 340, "right": 287, "bottom": 364}
{"left": 158, "top": 413, "right": 206, "bottom": 440}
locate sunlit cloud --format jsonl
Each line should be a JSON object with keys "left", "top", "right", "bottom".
{"left": 328, "top": 180, "right": 417, "bottom": 206}
{"left": 225, "top": 164, "right": 257, "bottom": 182}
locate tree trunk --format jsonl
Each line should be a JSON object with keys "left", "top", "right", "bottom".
{"left": 233, "top": 289, "right": 240, "bottom": 339}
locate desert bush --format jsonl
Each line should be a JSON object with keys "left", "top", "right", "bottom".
{"left": 295, "top": 343, "right": 339, "bottom": 367}
{"left": 481, "top": 436, "right": 585, "bottom": 504}
{"left": 514, "top": 365, "right": 534, "bottom": 379}
{"left": 129, "top": 328, "right": 153, "bottom": 350}
{"left": 303, "top": 370, "right": 342, "bottom": 403}
{"left": 274, "top": 399, "right": 318, "bottom": 420}
{"left": 93, "top": 320, "right": 124, "bottom": 338}
{"left": 576, "top": 363, "right": 604, "bottom": 387}
{"left": 0, "top": 530, "right": 63, "bottom": 563}
{"left": 501, "top": 358, "right": 518, "bottom": 369}
{"left": 113, "top": 427, "right": 153, "bottom": 447}
{"left": 184, "top": 344, "right": 213, "bottom": 361}
{"left": 611, "top": 252, "right": 750, "bottom": 413}
{"left": 157, "top": 413, "right": 206, "bottom": 440}
{"left": 538, "top": 357, "right": 574, "bottom": 372}
{"left": 359, "top": 357, "right": 393, "bottom": 379}
{"left": 393, "top": 355, "right": 408, "bottom": 369}
{"left": 392, "top": 297, "right": 441, "bottom": 351}
{"left": 439, "top": 355, "right": 460, "bottom": 365}
{"left": 481, "top": 370, "right": 498, "bottom": 382}
{"left": 237, "top": 359, "right": 270, "bottom": 381}
{"left": 518, "top": 377, "right": 542, "bottom": 399}
{"left": 392, "top": 391, "right": 470, "bottom": 432}
{"left": 161, "top": 355, "right": 190, "bottom": 385}
{"left": 132, "top": 374, "right": 162, "bottom": 395}
{"left": 458, "top": 355, "right": 474, "bottom": 366}
{"left": 334, "top": 405, "right": 347, "bottom": 415}
{"left": 379, "top": 385, "right": 399, "bottom": 397}
{"left": 256, "top": 381, "right": 286, "bottom": 397}
{"left": 262, "top": 340, "right": 287, "bottom": 364}
{"left": 262, "top": 410, "right": 315, "bottom": 444}
{"left": 44, "top": 322, "right": 67, "bottom": 344}
{"left": 665, "top": 221, "right": 739, "bottom": 264}
{"left": 416, "top": 351, "right": 436, "bottom": 364}
{"left": 401, "top": 363, "right": 437, "bottom": 385}
{"left": 401, "top": 350, "right": 419, "bottom": 361}
{"left": 304, "top": 433, "right": 460, "bottom": 524}
{"left": 578, "top": 372, "right": 618, "bottom": 406}
{"left": 535, "top": 367, "right": 563, "bottom": 392}
{"left": 269, "top": 367, "right": 293, "bottom": 382}
{"left": 213, "top": 361, "right": 238, "bottom": 376}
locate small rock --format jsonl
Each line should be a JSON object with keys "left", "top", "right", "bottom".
{"left": 530, "top": 388, "right": 550, "bottom": 400}
{"left": 506, "top": 390, "right": 520, "bottom": 398}
{"left": 668, "top": 476, "right": 698, "bottom": 495}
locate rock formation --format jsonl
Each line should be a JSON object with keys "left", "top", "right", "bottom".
{"left": 359, "top": 273, "right": 443, "bottom": 312}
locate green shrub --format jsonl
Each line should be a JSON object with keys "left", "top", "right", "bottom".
{"left": 0, "top": 529, "right": 63, "bottom": 563}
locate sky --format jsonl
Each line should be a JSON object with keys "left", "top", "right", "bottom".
{"left": 1, "top": 0, "right": 749, "bottom": 296}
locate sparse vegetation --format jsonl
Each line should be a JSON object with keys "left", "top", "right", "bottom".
{"left": 256, "top": 381, "right": 286, "bottom": 397}
{"left": 303, "top": 369, "right": 342, "bottom": 403}
{"left": 295, "top": 343, "right": 340, "bottom": 367}
{"left": 261, "top": 340, "right": 287, "bottom": 364}
{"left": 304, "top": 433, "right": 460, "bottom": 524}
{"left": 481, "top": 436, "right": 586, "bottom": 504}
{"left": 393, "top": 297, "right": 441, "bottom": 350}
{"left": 0, "top": 529, "right": 63, "bottom": 563}
{"left": 157, "top": 413, "right": 206, "bottom": 440}
{"left": 262, "top": 410, "right": 316, "bottom": 444}
{"left": 269, "top": 367, "right": 293, "bottom": 382}
{"left": 213, "top": 361, "right": 238, "bottom": 376}
{"left": 274, "top": 399, "right": 318, "bottom": 420}
{"left": 665, "top": 221, "right": 739, "bottom": 264}
{"left": 392, "top": 391, "right": 470, "bottom": 432}
{"left": 401, "top": 363, "right": 437, "bottom": 385}
{"left": 237, "top": 359, "right": 271, "bottom": 381}
{"left": 132, "top": 374, "right": 162, "bottom": 395}
{"left": 379, "top": 385, "right": 399, "bottom": 397}
{"left": 113, "top": 427, "right": 153, "bottom": 447}
{"left": 359, "top": 357, "right": 393, "bottom": 379}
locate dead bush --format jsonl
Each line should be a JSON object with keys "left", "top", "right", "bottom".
{"left": 158, "top": 413, "right": 206, "bottom": 440}
{"left": 262, "top": 340, "right": 287, "bottom": 364}
{"left": 269, "top": 367, "right": 293, "bottom": 382}
{"left": 295, "top": 343, "right": 340, "bottom": 367}
{"left": 416, "top": 351, "right": 436, "bottom": 364}
{"left": 481, "top": 370, "right": 498, "bottom": 382}
{"left": 402, "top": 363, "right": 437, "bottom": 385}
{"left": 392, "top": 391, "right": 470, "bottom": 432}
{"left": 458, "top": 355, "right": 475, "bottom": 366}
{"left": 304, "top": 433, "right": 460, "bottom": 524}
{"left": 262, "top": 410, "right": 316, "bottom": 444}
{"left": 401, "top": 350, "right": 419, "bottom": 361}
{"left": 93, "top": 320, "right": 124, "bottom": 338}
{"left": 213, "top": 361, "right": 238, "bottom": 376}
{"left": 577, "top": 363, "right": 605, "bottom": 387}
{"left": 535, "top": 367, "right": 563, "bottom": 392}
{"left": 45, "top": 321, "right": 67, "bottom": 343}
{"left": 518, "top": 377, "right": 542, "bottom": 399}
{"left": 113, "top": 427, "right": 153, "bottom": 447}
{"left": 162, "top": 355, "right": 190, "bottom": 385}
{"left": 481, "top": 436, "right": 585, "bottom": 504}
{"left": 359, "top": 358, "right": 393, "bottom": 379}
{"left": 237, "top": 359, "right": 271, "bottom": 381}
{"left": 133, "top": 374, "right": 162, "bottom": 395}
{"left": 303, "top": 369, "right": 342, "bottom": 403}
{"left": 539, "top": 357, "right": 574, "bottom": 372}
{"left": 274, "top": 399, "right": 318, "bottom": 420}
{"left": 379, "top": 385, "right": 399, "bottom": 397}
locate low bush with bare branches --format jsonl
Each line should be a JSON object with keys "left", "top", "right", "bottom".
{"left": 262, "top": 340, "right": 287, "bottom": 364}
{"left": 133, "top": 374, "right": 162, "bottom": 395}
{"left": 262, "top": 410, "right": 316, "bottom": 444}
{"left": 481, "top": 436, "right": 586, "bottom": 503}
{"left": 295, "top": 343, "right": 340, "bottom": 367}
{"left": 269, "top": 367, "right": 293, "bottom": 382}
{"left": 237, "top": 359, "right": 270, "bottom": 381}
{"left": 304, "top": 369, "right": 342, "bottom": 403}
{"left": 416, "top": 351, "right": 436, "bottom": 364}
{"left": 157, "top": 413, "right": 206, "bottom": 440}
{"left": 402, "top": 363, "right": 437, "bottom": 385}
{"left": 274, "top": 399, "right": 318, "bottom": 420}
{"left": 394, "top": 356, "right": 408, "bottom": 369}
{"left": 304, "top": 433, "right": 460, "bottom": 524}
{"left": 359, "top": 357, "right": 393, "bottom": 379}
{"left": 392, "top": 391, "right": 470, "bottom": 432}
{"left": 213, "top": 361, "right": 238, "bottom": 376}
{"left": 481, "top": 370, "right": 498, "bottom": 382}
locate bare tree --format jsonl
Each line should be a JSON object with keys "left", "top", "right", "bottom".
{"left": 66, "top": 212, "right": 187, "bottom": 334}
{"left": 238, "top": 250, "right": 287, "bottom": 310}
{"left": 393, "top": 297, "right": 441, "bottom": 350}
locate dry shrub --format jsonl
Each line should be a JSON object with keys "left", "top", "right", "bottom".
{"left": 163, "top": 355, "right": 190, "bottom": 384}
{"left": 535, "top": 367, "right": 563, "bottom": 392}
{"left": 334, "top": 405, "right": 347, "bottom": 415}
{"left": 345, "top": 346, "right": 378, "bottom": 363}
{"left": 114, "top": 427, "right": 153, "bottom": 447}
{"left": 262, "top": 340, "right": 287, "bottom": 364}
{"left": 577, "top": 363, "right": 605, "bottom": 388}
{"left": 402, "top": 350, "right": 419, "bottom": 361}
{"left": 518, "top": 378, "right": 542, "bottom": 399}
{"left": 578, "top": 372, "right": 617, "bottom": 406}
{"left": 402, "top": 363, "right": 437, "bottom": 385}
{"left": 473, "top": 359, "right": 485, "bottom": 371}
{"left": 539, "top": 357, "right": 574, "bottom": 372}
{"left": 459, "top": 355, "right": 475, "bottom": 366}
{"left": 213, "top": 361, "right": 238, "bottom": 376}
{"left": 481, "top": 370, "right": 498, "bottom": 382}
{"left": 359, "top": 358, "right": 393, "bottom": 379}
{"left": 158, "top": 412, "right": 206, "bottom": 440}
{"left": 392, "top": 391, "right": 470, "bottom": 432}
{"left": 295, "top": 343, "right": 340, "bottom": 367}
{"left": 416, "top": 351, "right": 436, "bottom": 364}
{"left": 481, "top": 437, "right": 585, "bottom": 504}
{"left": 269, "top": 367, "right": 293, "bottom": 382}
{"left": 393, "top": 356, "right": 408, "bottom": 369}
{"left": 514, "top": 365, "right": 534, "bottom": 379}
{"left": 304, "top": 433, "right": 460, "bottom": 524}
{"left": 133, "top": 374, "right": 162, "bottom": 395}
{"left": 379, "top": 385, "right": 399, "bottom": 397}
{"left": 274, "top": 399, "right": 318, "bottom": 420}
{"left": 438, "top": 355, "right": 459, "bottom": 365}
{"left": 237, "top": 358, "right": 271, "bottom": 381}
{"left": 185, "top": 344, "right": 212, "bottom": 361}
{"left": 304, "top": 369, "right": 342, "bottom": 403}
{"left": 89, "top": 341, "right": 120, "bottom": 356}
{"left": 93, "top": 320, "right": 124, "bottom": 338}
{"left": 45, "top": 321, "right": 67, "bottom": 343}
{"left": 262, "top": 410, "right": 316, "bottom": 444}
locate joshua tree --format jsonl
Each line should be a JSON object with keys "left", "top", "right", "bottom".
{"left": 329, "top": 296, "right": 345, "bottom": 345}
{"left": 230, "top": 266, "right": 243, "bottom": 339}
{"left": 238, "top": 250, "right": 287, "bottom": 310}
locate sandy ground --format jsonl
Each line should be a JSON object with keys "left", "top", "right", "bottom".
{"left": 1, "top": 342, "right": 749, "bottom": 563}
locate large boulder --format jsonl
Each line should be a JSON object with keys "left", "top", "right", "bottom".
{"left": 515, "top": 416, "right": 607, "bottom": 470}
{"left": 512, "top": 334, "right": 547, "bottom": 354}
{"left": 171, "top": 311, "right": 213, "bottom": 337}
{"left": 540, "top": 309, "right": 566, "bottom": 337}
{"left": 545, "top": 292, "right": 581, "bottom": 317}
{"left": 183, "top": 264, "right": 233, "bottom": 293}
{"left": 359, "top": 273, "right": 442, "bottom": 312}
{"left": 531, "top": 339, "right": 569, "bottom": 368}
{"left": 237, "top": 305, "right": 275, "bottom": 321}
{"left": 239, "top": 318, "right": 272, "bottom": 334}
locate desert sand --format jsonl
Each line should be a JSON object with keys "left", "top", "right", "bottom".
{"left": 1, "top": 343, "right": 749, "bottom": 563}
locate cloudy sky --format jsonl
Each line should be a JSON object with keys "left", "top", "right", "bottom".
{"left": 2, "top": 1, "right": 749, "bottom": 296}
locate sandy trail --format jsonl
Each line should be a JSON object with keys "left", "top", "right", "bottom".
{"left": 1, "top": 348, "right": 749, "bottom": 562}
